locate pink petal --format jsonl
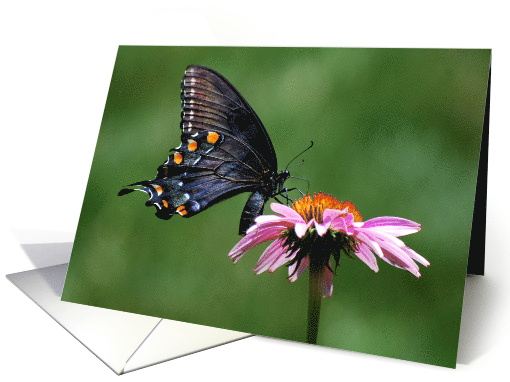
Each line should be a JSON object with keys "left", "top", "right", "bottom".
{"left": 330, "top": 216, "right": 348, "bottom": 232}
{"left": 358, "top": 228, "right": 430, "bottom": 268}
{"left": 323, "top": 208, "right": 348, "bottom": 224}
{"left": 270, "top": 203, "right": 304, "bottom": 222}
{"left": 268, "top": 249, "right": 295, "bottom": 273}
{"left": 368, "top": 226, "right": 421, "bottom": 237}
{"left": 356, "top": 227, "right": 405, "bottom": 248}
{"left": 402, "top": 246, "right": 430, "bottom": 267}
{"left": 380, "top": 248, "right": 421, "bottom": 278}
{"left": 361, "top": 217, "right": 421, "bottom": 237}
{"left": 353, "top": 230, "right": 384, "bottom": 258}
{"left": 229, "top": 226, "right": 284, "bottom": 262}
{"left": 295, "top": 219, "right": 314, "bottom": 238}
{"left": 245, "top": 224, "right": 289, "bottom": 238}
{"left": 354, "top": 242, "right": 379, "bottom": 272}
{"left": 314, "top": 220, "right": 330, "bottom": 236}
{"left": 360, "top": 228, "right": 422, "bottom": 272}
{"left": 358, "top": 227, "right": 425, "bottom": 277}
{"left": 371, "top": 236, "right": 421, "bottom": 276}
{"left": 288, "top": 254, "right": 308, "bottom": 282}
{"left": 254, "top": 239, "right": 291, "bottom": 274}
{"left": 363, "top": 216, "right": 421, "bottom": 228}
{"left": 330, "top": 213, "right": 355, "bottom": 234}
{"left": 228, "top": 236, "right": 257, "bottom": 262}
{"left": 344, "top": 213, "right": 354, "bottom": 227}
{"left": 253, "top": 215, "right": 298, "bottom": 227}
{"left": 288, "top": 258, "right": 333, "bottom": 297}
{"left": 321, "top": 267, "right": 334, "bottom": 298}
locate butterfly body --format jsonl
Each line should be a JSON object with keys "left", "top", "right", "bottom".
{"left": 119, "top": 65, "right": 290, "bottom": 235}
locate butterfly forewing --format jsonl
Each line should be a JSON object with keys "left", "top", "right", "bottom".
{"left": 119, "top": 65, "right": 281, "bottom": 231}
{"left": 181, "top": 66, "right": 277, "bottom": 171}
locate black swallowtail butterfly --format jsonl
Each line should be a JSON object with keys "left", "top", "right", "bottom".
{"left": 119, "top": 65, "right": 296, "bottom": 235}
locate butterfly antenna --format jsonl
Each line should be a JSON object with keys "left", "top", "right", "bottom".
{"left": 287, "top": 159, "right": 305, "bottom": 169}
{"left": 285, "top": 141, "right": 314, "bottom": 170}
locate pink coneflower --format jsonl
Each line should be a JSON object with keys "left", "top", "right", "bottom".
{"left": 228, "top": 193, "right": 428, "bottom": 344}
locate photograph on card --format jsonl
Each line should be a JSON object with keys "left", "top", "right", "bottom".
{"left": 62, "top": 46, "right": 491, "bottom": 368}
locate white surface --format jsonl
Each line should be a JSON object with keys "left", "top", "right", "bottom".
{"left": 7, "top": 263, "right": 249, "bottom": 374}
{"left": 1, "top": 1, "right": 509, "bottom": 381}
{"left": 123, "top": 318, "right": 247, "bottom": 373}
{"left": 7, "top": 264, "right": 161, "bottom": 374}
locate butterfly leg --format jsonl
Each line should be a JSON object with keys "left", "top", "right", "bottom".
{"left": 283, "top": 188, "right": 292, "bottom": 206}
{"left": 282, "top": 187, "right": 304, "bottom": 196}
{"left": 273, "top": 188, "right": 298, "bottom": 205}
{"left": 275, "top": 187, "right": 304, "bottom": 199}
{"left": 289, "top": 187, "right": 305, "bottom": 197}
{"left": 273, "top": 195, "right": 289, "bottom": 205}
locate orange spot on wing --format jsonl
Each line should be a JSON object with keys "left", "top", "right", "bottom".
{"left": 153, "top": 185, "right": 163, "bottom": 195}
{"left": 207, "top": 132, "right": 219, "bottom": 144}
{"left": 187, "top": 140, "right": 197, "bottom": 151}
{"left": 162, "top": 200, "right": 168, "bottom": 208}
{"left": 176, "top": 205, "right": 188, "bottom": 216}
{"left": 174, "top": 152, "right": 183, "bottom": 164}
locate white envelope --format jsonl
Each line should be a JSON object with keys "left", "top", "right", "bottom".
{"left": 6, "top": 239, "right": 250, "bottom": 375}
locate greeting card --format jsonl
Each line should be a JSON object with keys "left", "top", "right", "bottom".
{"left": 62, "top": 47, "right": 490, "bottom": 368}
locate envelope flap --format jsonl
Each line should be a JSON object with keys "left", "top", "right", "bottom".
{"left": 7, "top": 264, "right": 160, "bottom": 374}
{"left": 123, "top": 319, "right": 250, "bottom": 373}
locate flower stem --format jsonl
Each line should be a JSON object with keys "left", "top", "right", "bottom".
{"left": 306, "top": 258, "right": 324, "bottom": 344}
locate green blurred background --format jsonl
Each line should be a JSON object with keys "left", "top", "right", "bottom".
{"left": 62, "top": 47, "right": 490, "bottom": 367}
